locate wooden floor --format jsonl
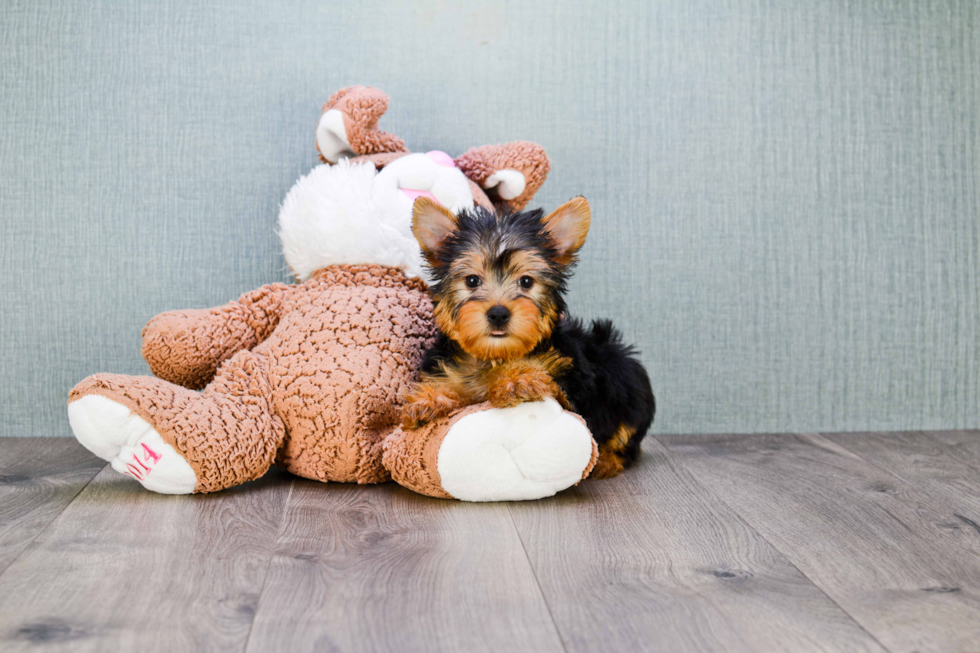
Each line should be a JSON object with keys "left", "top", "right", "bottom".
{"left": 2, "top": 432, "right": 980, "bottom": 652}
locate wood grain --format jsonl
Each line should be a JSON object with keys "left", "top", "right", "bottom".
{"left": 825, "top": 430, "right": 980, "bottom": 523}
{"left": 0, "top": 464, "right": 290, "bottom": 653}
{"left": 7, "top": 433, "right": 980, "bottom": 652}
{"left": 0, "top": 438, "right": 105, "bottom": 577}
{"left": 924, "top": 430, "right": 980, "bottom": 467}
{"left": 661, "top": 431, "right": 980, "bottom": 653}
{"left": 509, "top": 439, "right": 887, "bottom": 653}
{"left": 245, "top": 479, "right": 565, "bottom": 653}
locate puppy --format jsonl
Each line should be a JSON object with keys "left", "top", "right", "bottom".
{"left": 402, "top": 197, "right": 655, "bottom": 478}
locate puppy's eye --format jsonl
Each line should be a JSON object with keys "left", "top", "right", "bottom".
{"left": 519, "top": 276, "right": 534, "bottom": 290}
{"left": 465, "top": 275, "right": 482, "bottom": 289}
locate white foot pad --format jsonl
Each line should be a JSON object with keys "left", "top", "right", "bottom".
{"left": 437, "top": 398, "right": 594, "bottom": 502}
{"left": 68, "top": 395, "right": 197, "bottom": 494}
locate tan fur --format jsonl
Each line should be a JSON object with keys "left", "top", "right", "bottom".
{"left": 450, "top": 297, "right": 545, "bottom": 362}
{"left": 403, "top": 347, "right": 573, "bottom": 427}
{"left": 591, "top": 424, "right": 635, "bottom": 479}
{"left": 485, "top": 354, "right": 572, "bottom": 409}
{"left": 411, "top": 199, "right": 458, "bottom": 266}
{"left": 420, "top": 236, "right": 561, "bottom": 363}
{"left": 541, "top": 197, "right": 591, "bottom": 265}
{"left": 401, "top": 383, "right": 462, "bottom": 430}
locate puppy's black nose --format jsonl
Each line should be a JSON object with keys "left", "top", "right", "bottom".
{"left": 486, "top": 305, "right": 511, "bottom": 328}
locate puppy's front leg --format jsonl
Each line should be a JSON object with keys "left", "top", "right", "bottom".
{"left": 401, "top": 378, "right": 463, "bottom": 429}
{"left": 486, "top": 358, "right": 568, "bottom": 409}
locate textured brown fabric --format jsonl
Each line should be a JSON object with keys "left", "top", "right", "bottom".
{"left": 454, "top": 142, "right": 551, "bottom": 211}
{"left": 316, "top": 87, "right": 545, "bottom": 211}
{"left": 584, "top": 438, "right": 599, "bottom": 480}
{"left": 68, "top": 351, "right": 284, "bottom": 493}
{"left": 383, "top": 403, "right": 599, "bottom": 498}
{"left": 321, "top": 85, "right": 407, "bottom": 157}
{"left": 381, "top": 403, "right": 494, "bottom": 500}
{"left": 142, "top": 283, "right": 292, "bottom": 390}
{"left": 71, "top": 264, "right": 437, "bottom": 493}
{"left": 261, "top": 265, "right": 435, "bottom": 484}
{"left": 70, "top": 262, "right": 599, "bottom": 497}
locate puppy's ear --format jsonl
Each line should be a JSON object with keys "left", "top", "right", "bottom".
{"left": 412, "top": 198, "right": 458, "bottom": 265}
{"left": 541, "top": 196, "right": 590, "bottom": 265}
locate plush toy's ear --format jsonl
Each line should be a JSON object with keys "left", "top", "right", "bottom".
{"left": 316, "top": 108, "right": 355, "bottom": 164}
{"left": 455, "top": 141, "right": 550, "bottom": 211}
{"left": 483, "top": 169, "right": 526, "bottom": 201}
{"left": 412, "top": 198, "right": 458, "bottom": 265}
{"left": 317, "top": 86, "right": 407, "bottom": 163}
{"left": 541, "top": 197, "right": 590, "bottom": 265}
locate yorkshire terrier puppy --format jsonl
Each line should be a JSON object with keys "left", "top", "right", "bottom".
{"left": 401, "top": 196, "right": 655, "bottom": 479}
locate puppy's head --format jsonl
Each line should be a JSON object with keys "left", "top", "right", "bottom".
{"left": 412, "top": 197, "right": 590, "bottom": 361}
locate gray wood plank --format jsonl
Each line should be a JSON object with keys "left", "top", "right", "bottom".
{"left": 660, "top": 431, "right": 980, "bottom": 653}
{"left": 825, "top": 430, "right": 980, "bottom": 524}
{"left": 509, "top": 438, "right": 887, "bottom": 653}
{"left": 0, "top": 464, "right": 291, "bottom": 653}
{"left": 246, "top": 479, "right": 566, "bottom": 653}
{"left": 0, "top": 438, "right": 105, "bottom": 576}
{"left": 923, "top": 430, "right": 980, "bottom": 465}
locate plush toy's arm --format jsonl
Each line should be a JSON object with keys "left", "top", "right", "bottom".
{"left": 383, "top": 400, "right": 598, "bottom": 502}
{"left": 455, "top": 142, "right": 551, "bottom": 211}
{"left": 141, "top": 283, "right": 294, "bottom": 389}
{"left": 316, "top": 86, "right": 408, "bottom": 163}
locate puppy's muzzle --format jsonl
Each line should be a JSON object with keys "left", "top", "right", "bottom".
{"left": 486, "top": 305, "right": 511, "bottom": 332}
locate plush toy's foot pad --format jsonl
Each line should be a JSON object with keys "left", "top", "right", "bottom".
{"left": 68, "top": 395, "right": 197, "bottom": 494}
{"left": 438, "top": 398, "right": 595, "bottom": 502}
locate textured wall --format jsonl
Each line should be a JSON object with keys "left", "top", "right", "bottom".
{"left": 1, "top": 0, "right": 977, "bottom": 437}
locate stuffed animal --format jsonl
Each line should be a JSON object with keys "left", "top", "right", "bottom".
{"left": 67, "top": 86, "right": 598, "bottom": 502}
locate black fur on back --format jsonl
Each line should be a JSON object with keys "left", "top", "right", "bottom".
{"left": 547, "top": 317, "right": 655, "bottom": 466}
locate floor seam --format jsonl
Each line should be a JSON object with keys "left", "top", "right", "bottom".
{"left": 0, "top": 460, "right": 108, "bottom": 583}
{"left": 651, "top": 434, "right": 896, "bottom": 653}
{"left": 506, "top": 504, "right": 569, "bottom": 653}
{"left": 241, "top": 477, "right": 295, "bottom": 653}
{"left": 819, "top": 431, "right": 980, "bottom": 520}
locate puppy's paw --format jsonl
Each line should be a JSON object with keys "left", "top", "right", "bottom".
{"left": 589, "top": 453, "right": 626, "bottom": 479}
{"left": 401, "top": 386, "right": 461, "bottom": 429}
{"left": 489, "top": 369, "right": 559, "bottom": 408}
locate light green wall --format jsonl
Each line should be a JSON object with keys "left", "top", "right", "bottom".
{"left": 1, "top": 0, "right": 977, "bottom": 436}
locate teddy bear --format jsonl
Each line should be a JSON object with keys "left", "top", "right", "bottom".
{"left": 67, "top": 86, "right": 598, "bottom": 502}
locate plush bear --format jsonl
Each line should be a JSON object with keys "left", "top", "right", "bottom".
{"left": 67, "top": 87, "right": 597, "bottom": 502}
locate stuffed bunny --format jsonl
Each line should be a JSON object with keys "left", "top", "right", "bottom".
{"left": 68, "top": 87, "right": 597, "bottom": 501}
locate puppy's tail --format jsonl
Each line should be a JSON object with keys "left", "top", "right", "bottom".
{"left": 588, "top": 319, "right": 616, "bottom": 346}
{"left": 588, "top": 318, "right": 640, "bottom": 357}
